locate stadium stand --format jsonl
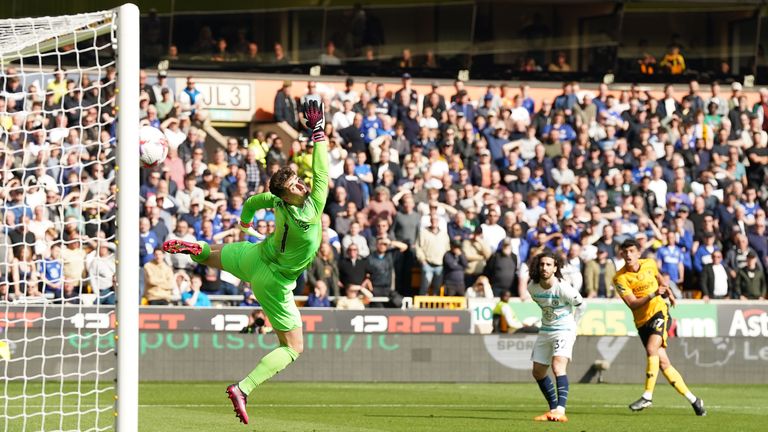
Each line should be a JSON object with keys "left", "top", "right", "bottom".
{"left": 1, "top": 62, "right": 767, "bottom": 308}
{"left": 0, "top": 2, "right": 768, "bottom": 307}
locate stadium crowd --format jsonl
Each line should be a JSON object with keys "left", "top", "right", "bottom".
{"left": 1, "top": 65, "right": 767, "bottom": 308}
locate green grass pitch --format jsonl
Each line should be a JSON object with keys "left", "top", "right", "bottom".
{"left": 3, "top": 382, "right": 766, "bottom": 431}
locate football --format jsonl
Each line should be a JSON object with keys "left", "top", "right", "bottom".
{"left": 139, "top": 125, "right": 168, "bottom": 168}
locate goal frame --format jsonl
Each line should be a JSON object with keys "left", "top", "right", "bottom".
{"left": 115, "top": 3, "right": 140, "bottom": 431}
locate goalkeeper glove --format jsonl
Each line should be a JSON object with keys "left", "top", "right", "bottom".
{"left": 303, "top": 99, "right": 326, "bottom": 142}
{"left": 239, "top": 220, "right": 265, "bottom": 240}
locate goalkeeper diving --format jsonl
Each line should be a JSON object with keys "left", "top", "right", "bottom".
{"left": 162, "top": 99, "right": 329, "bottom": 425}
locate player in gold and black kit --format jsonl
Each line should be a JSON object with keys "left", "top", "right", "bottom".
{"left": 613, "top": 239, "right": 706, "bottom": 416}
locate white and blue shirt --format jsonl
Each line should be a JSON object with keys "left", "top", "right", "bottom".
{"left": 528, "top": 279, "right": 585, "bottom": 333}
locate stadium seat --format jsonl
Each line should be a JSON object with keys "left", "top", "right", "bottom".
{"left": 412, "top": 296, "right": 467, "bottom": 310}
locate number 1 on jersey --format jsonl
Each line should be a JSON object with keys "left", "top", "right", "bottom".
{"left": 280, "top": 223, "right": 289, "bottom": 252}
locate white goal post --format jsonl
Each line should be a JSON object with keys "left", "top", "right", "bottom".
{"left": 0, "top": 3, "right": 139, "bottom": 431}
{"left": 115, "top": 5, "right": 140, "bottom": 431}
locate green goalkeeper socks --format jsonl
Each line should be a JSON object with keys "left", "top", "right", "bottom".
{"left": 190, "top": 241, "right": 210, "bottom": 263}
{"left": 238, "top": 346, "right": 299, "bottom": 395}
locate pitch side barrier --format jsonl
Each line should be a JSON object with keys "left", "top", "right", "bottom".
{"left": 4, "top": 330, "right": 766, "bottom": 384}
{"left": 3, "top": 302, "right": 767, "bottom": 383}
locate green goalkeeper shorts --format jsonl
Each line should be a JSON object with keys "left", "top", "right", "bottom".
{"left": 221, "top": 241, "right": 302, "bottom": 332}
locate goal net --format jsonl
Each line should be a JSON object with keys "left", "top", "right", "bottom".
{"left": 0, "top": 5, "right": 139, "bottom": 431}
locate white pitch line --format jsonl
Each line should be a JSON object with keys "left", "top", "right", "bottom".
{"left": 4, "top": 403, "right": 764, "bottom": 411}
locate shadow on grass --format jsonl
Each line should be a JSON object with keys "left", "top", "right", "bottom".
{"left": 364, "top": 414, "right": 514, "bottom": 422}
{"left": 452, "top": 407, "right": 640, "bottom": 418}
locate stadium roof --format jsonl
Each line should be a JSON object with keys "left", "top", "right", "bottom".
{"left": 1, "top": 0, "right": 764, "bottom": 18}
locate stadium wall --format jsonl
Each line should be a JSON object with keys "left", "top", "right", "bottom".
{"left": 4, "top": 304, "right": 767, "bottom": 383}
{"left": 5, "top": 332, "right": 767, "bottom": 384}
{"left": 157, "top": 71, "right": 766, "bottom": 123}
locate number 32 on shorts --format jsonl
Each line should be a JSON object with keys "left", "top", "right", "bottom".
{"left": 554, "top": 338, "right": 564, "bottom": 350}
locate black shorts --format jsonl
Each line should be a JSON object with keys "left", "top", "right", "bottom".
{"left": 638, "top": 310, "right": 669, "bottom": 348}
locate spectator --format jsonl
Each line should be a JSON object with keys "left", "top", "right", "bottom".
{"left": 725, "top": 234, "right": 759, "bottom": 284}
{"left": 747, "top": 218, "right": 768, "bottom": 271}
{"left": 334, "top": 77, "right": 358, "bottom": 108}
{"left": 39, "top": 243, "right": 63, "bottom": 298}
{"left": 659, "top": 45, "right": 686, "bottom": 75}
{"left": 391, "top": 193, "right": 420, "bottom": 294}
{"left": 58, "top": 282, "right": 79, "bottom": 304}
{"left": 336, "top": 158, "right": 367, "bottom": 210}
{"left": 0, "top": 278, "right": 8, "bottom": 302}
{"left": 451, "top": 90, "right": 475, "bottom": 125}
{"left": 342, "top": 222, "right": 370, "bottom": 258}
{"left": 240, "top": 309, "right": 269, "bottom": 333}
{"left": 143, "top": 249, "right": 176, "bottom": 305}
{"left": 465, "top": 275, "right": 494, "bottom": 299}
{"left": 211, "top": 38, "right": 232, "bottom": 62}
{"left": 701, "top": 250, "right": 731, "bottom": 301}
{"left": 371, "top": 142, "right": 399, "bottom": 184}
{"left": 339, "top": 113, "right": 367, "bottom": 153}
{"left": 139, "top": 216, "right": 160, "bottom": 268}
{"left": 398, "top": 49, "right": 414, "bottom": 68}
{"left": 306, "top": 280, "right": 332, "bottom": 307}
{"left": 735, "top": 252, "right": 766, "bottom": 300}
{"left": 332, "top": 99, "right": 356, "bottom": 131}
{"left": 243, "top": 42, "right": 262, "bottom": 62}
{"left": 272, "top": 42, "right": 288, "bottom": 64}
{"left": 548, "top": 52, "right": 571, "bottom": 72}
{"left": 180, "top": 273, "right": 211, "bottom": 306}
{"left": 335, "top": 284, "right": 369, "bottom": 310}
{"left": 484, "top": 238, "right": 519, "bottom": 297}
{"left": 307, "top": 243, "right": 341, "bottom": 300}
{"left": 415, "top": 215, "right": 451, "bottom": 295}
{"left": 326, "top": 187, "right": 349, "bottom": 226}
{"left": 339, "top": 244, "right": 367, "bottom": 289}
{"left": 656, "top": 229, "right": 685, "bottom": 288}
{"left": 274, "top": 81, "right": 298, "bottom": 130}
{"left": 365, "top": 237, "right": 407, "bottom": 299}
{"left": 319, "top": 41, "right": 342, "bottom": 65}
{"left": 562, "top": 244, "right": 584, "bottom": 293}
{"left": 366, "top": 186, "right": 397, "bottom": 227}
{"left": 693, "top": 231, "right": 719, "bottom": 274}
{"left": 152, "top": 71, "right": 173, "bottom": 104}
{"left": 481, "top": 208, "right": 506, "bottom": 252}
{"left": 638, "top": 48, "right": 657, "bottom": 75}
{"left": 470, "top": 149, "right": 497, "bottom": 188}
{"left": 178, "top": 76, "right": 201, "bottom": 117}
{"left": 583, "top": 248, "right": 616, "bottom": 298}
{"left": 443, "top": 239, "right": 468, "bottom": 296}
{"left": 46, "top": 68, "right": 67, "bottom": 104}
{"left": 85, "top": 241, "right": 116, "bottom": 305}
{"left": 240, "top": 287, "right": 259, "bottom": 307}
{"left": 447, "top": 211, "right": 472, "bottom": 241}
{"left": 10, "top": 246, "right": 39, "bottom": 298}
{"left": 61, "top": 232, "right": 87, "bottom": 293}
{"left": 463, "top": 226, "right": 493, "bottom": 285}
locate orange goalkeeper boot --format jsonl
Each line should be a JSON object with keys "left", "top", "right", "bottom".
{"left": 534, "top": 411, "right": 552, "bottom": 421}
{"left": 547, "top": 411, "right": 569, "bottom": 422}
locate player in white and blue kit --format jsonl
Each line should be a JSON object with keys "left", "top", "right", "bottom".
{"left": 527, "top": 250, "right": 585, "bottom": 423}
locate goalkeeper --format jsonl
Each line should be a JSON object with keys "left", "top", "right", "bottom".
{"left": 163, "top": 100, "right": 329, "bottom": 425}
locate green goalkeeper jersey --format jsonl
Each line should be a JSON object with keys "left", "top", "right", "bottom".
{"left": 240, "top": 140, "right": 329, "bottom": 280}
